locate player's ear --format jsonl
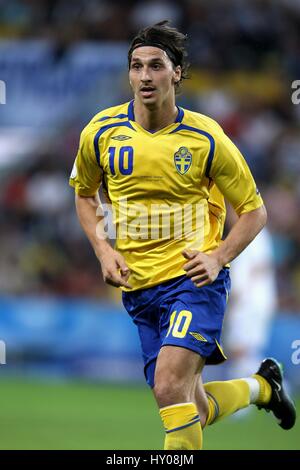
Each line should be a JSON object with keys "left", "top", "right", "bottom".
{"left": 173, "top": 65, "right": 181, "bottom": 85}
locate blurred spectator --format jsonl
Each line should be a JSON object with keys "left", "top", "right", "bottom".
{"left": 130, "top": 0, "right": 182, "bottom": 30}
{"left": 224, "top": 210, "right": 277, "bottom": 378}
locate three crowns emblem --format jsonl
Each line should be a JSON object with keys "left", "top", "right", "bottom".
{"left": 174, "top": 146, "right": 192, "bottom": 175}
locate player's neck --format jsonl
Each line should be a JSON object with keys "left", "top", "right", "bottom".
{"left": 133, "top": 100, "right": 178, "bottom": 133}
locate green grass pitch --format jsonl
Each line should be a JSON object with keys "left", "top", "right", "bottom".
{"left": 0, "top": 379, "right": 299, "bottom": 450}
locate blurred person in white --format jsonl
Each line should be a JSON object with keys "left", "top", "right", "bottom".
{"left": 225, "top": 207, "right": 277, "bottom": 380}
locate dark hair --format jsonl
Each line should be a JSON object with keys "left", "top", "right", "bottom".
{"left": 128, "top": 20, "right": 190, "bottom": 93}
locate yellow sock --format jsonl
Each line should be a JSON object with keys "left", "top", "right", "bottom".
{"left": 252, "top": 374, "right": 272, "bottom": 405}
{"left": 204, "top": 379, "right": 250, "bottom": 426}
{"left": 159, "top": 402, "right": 202, "bottom": 450}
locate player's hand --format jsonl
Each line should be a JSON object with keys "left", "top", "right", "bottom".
{"left": 182, "top": 249, "right": 222, "bottom": 288}
{"left": 98, "top": 247, "right": 132, "bottom": 289}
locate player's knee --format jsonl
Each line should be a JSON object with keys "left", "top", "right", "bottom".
{"left": 153, "top": 372, "right": 188, "bottom": 407}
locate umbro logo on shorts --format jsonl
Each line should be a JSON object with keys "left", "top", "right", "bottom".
{"left": 189, "top": 332, "right": 207, "bottom": 342}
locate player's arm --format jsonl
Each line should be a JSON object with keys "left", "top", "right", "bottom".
{"left": 211, "top": 204, "right": 266, "bottom": 264}
{"left": 183, "top": 132, "right": 267, "bottom": 287}
{"left": 69, "top": 129, "right": 132, "bottom": 289}
{"left": 75, "top": 194, "right": 132, "bottom": 289}
{"left": 183, "top": 207, "right": 266, "bottom": 287}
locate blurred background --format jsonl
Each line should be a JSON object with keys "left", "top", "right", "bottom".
{"left": 0, "top": 0, "right": 299, "bottom": 449}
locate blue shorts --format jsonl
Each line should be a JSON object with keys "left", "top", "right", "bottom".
{"left": 122, "top": 268, "right": 231, "bottom": 388}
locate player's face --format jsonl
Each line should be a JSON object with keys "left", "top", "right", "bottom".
{"left": 129, "top": 46, "right": 181, "bottom": 106}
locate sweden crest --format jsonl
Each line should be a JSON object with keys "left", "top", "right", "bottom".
{"left": 174, "top": 146, "right": 192, "bottom": 175}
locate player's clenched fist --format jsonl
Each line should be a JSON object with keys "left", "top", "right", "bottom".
{"left": 182, "top": 249, "right": 222, "bottom": 288}
{"left": 98, "top": 246, "right": 132, "bottom": 289}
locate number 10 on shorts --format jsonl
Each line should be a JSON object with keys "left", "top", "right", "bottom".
{"left": 166, "top": 310, "right": 192, "bottom": 338}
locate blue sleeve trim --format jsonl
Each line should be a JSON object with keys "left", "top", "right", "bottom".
{"left": 93, "top": 121, "right": 135, "bottom": 167}
{"left": 97, "top": 114, "right": 128, "bottom": 122}
{"left": 170, "top": 123, "right": 215, "bottom": 178}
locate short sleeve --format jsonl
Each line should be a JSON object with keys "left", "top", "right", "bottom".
{"left": 210, "top": 132, "right": 264, "bottom": 215}
{"left": 69, "top": 128, "right": 102, "bottom": 196}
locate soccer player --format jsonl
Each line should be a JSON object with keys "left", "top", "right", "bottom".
{"left": 69, "top": 21, "right": 296, "bottom": 450}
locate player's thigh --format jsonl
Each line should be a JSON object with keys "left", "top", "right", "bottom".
{"left": 155, "top": 345, "right": 205, "bottom": 381}
{"left": 133, "top": 319, "right": 162, "bottom": 387}
{"left": 122, "top": 289, "right": 162, "bottom": 387}
{"left": 159, "top": 270, "right": 230, "bottom": 365}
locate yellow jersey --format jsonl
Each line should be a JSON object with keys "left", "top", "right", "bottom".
{"left": 69, "top": 100, "right": 263, "bottom": 291}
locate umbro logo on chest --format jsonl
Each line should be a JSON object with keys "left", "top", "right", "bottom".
{"left": 112, "top": 135, "right": 132, "bottom": 141}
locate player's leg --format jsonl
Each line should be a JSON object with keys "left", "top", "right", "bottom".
{"left": 153, "top": 268, "right": 231, "bottom": 449}
{"left": 194, "top": 358, "right": 296, "bottom": 430}
{"left": 191, "top": 374, "right": 212, "bottom": 425}
{"left": 195, "top": 375, "right": 251, "bottom": 426}
{"left": 153, "top": 345, "right": 208, "bottom": 450}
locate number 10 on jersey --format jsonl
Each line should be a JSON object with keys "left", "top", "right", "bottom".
{"left": 109, "top": 146, "right": 134, "bottom": 176}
